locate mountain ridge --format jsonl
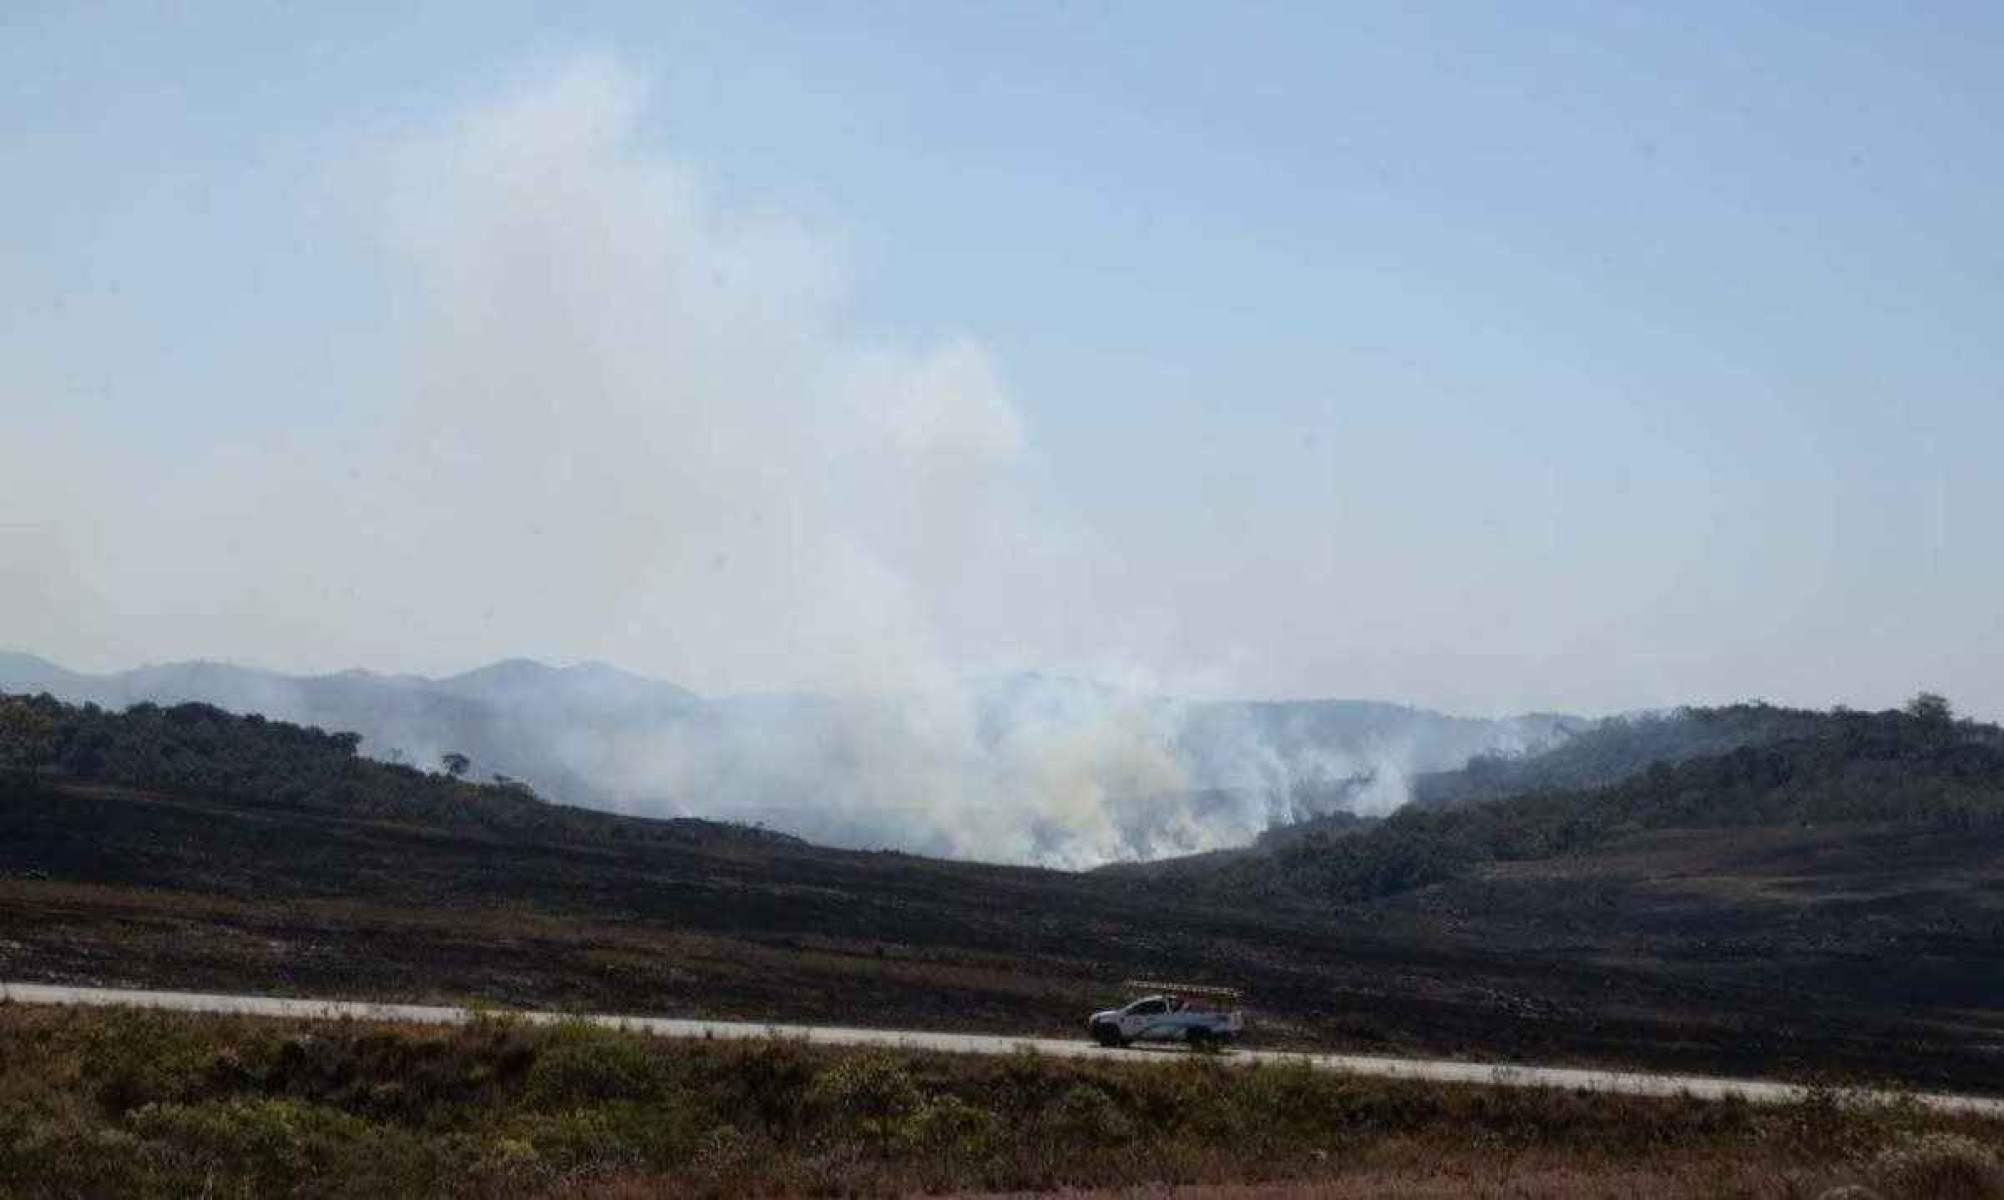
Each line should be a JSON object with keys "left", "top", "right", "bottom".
{"left": 0, "top": 650, "right": 1580, "bottom": 863}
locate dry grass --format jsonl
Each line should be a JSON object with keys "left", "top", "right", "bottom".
{"left": 3, "top": 1002, "right": 2001, "bottom": 1199}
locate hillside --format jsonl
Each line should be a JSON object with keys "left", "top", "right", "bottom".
{"left": 1406, "top": 703, "right": 1843, "bottom": 811}
{"left": 0, "top": 652, "right": 1575, "bottom": 863}
{"left": 1140, "top": 700, "right": 2004, "bottom": 904}
{"left": 1117, "top": 700, "right": 2004, "bottom": 1074}
{"left": 1238, "top": 703, "right": 1843, "bottom": 854}
{"left": 3, "top": 691, "right": 2003, "bottom": 1093}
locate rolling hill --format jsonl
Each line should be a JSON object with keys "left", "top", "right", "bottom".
{"left": 0, "top": 652, "right": 1575, "bottom": 862}
{"left": 3, "top": 688, "right": 2002, "bottom": 1092}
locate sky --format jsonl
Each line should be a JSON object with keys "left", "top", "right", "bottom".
{"left": 5, "top": 1, "right": 2002, "bottom": 719}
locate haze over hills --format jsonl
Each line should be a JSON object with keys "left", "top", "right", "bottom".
{"left": 0, "top": 650, "right": 1575, "bottom": 866}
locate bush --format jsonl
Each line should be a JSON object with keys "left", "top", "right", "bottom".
{"left": 705, "top": 1039, "right": 817, "bottom": 1132}
{"left": 1868, "top": 1132, "right": 2004, "bottom": 1199}
{"left": 81, "top": 1010, "right": 218, "bottom": 1113}
{"left": 521, "top": 1023, "right": 672, "bottom": 1108}
{"left": 806, "top": 1055, "right": 922, "bottom": 1148}
{"left": 129, "top": 1097, "right": 443, "bottom": 1196}
{"left": 1, "top": 1118, "right": 155, "bottom": 1196}
{"left": 508, "top": 1105, "right": 638, "bottom": 1177}
{"left": 1042, "top": 1082, "right": 1135, "bottom": 1146}
{"left": 906, "top": 1092, "right": 1002, "bottom": 1158}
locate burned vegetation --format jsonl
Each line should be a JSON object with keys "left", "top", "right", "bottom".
{"left": 3, "top": 691, "right": 2004, "bottom": 1096}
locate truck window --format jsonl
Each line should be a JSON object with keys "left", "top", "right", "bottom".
{"left": 1127, "top": 998, "right": 1168, "bottom": 1016}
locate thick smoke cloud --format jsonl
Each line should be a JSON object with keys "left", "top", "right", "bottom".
{"left": 0, "top": 59, "right": 1058, "bottom": 695}
{"left": 3, "top": 60, "right": 1564, "bottom": 864}
{"left": 366, "top": 59, "right": 1048, "bottom": 696}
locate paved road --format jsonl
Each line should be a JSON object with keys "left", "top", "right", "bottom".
{"left": 6, "top": 981, "right": 1999, "bottom": 1116}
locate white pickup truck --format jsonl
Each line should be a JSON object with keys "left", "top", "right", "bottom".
{"left": 1087, "top": 983, "right": 1244, "bottom": 1048}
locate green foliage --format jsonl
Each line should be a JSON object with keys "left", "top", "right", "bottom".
{"left": 128, "top": 1097, "right": 430, "bottom": 1193}
{"left": 521, "top": 1022, "right": 672, "bottom": 1108}
{"left": 904, "top": 1090, "right": 1002, "bottom": 1157}
{"left": 705, "top": 1039, "right": 818, "bottom": 1132}
{"left": 1043, "top": 1081, "right": 1136, "bottom": 1145}
{"left": 2, "top": 1118, "right": 158, "bottom": 1196}
{"left": 0, "top": 694, "right": 59, "bottom": 771}
{"left": 80, "top": 1008, "right": 218, "bottom": 1113}
{"left": 506, "top": 1103, "right": 670, "bottom": 1175}
{"left": 5, "top": 1005, "right": 2000, "bottom": 1198}
{"left": 807, "top": 1054, "right": 924, "bottom": 1148}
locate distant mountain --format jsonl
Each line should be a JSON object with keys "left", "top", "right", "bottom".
{"left": 436, "top": 658, "right": 698, "bottom": 717}
{"left": 0, "top": 651, "right": 1578, "bottom": 864}
{"left": 0, "top": 652, "right": 80, "bottom": 692}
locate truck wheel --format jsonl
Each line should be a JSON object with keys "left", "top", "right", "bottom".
{"left": 1092, "top": 1023, "right": 1125, "bottom": 1048}
{"left": 1187, "top": 1027, "right": 1212, "bottom": 1051}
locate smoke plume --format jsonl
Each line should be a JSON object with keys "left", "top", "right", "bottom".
{"left": 3, "top": 59, "right": 1568, "bottom": 865}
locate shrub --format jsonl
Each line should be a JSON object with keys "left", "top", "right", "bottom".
{"left": 0, "top": 1118, "right": 155, "bottom": 1196}
{"left": 129, "top": 1096, "right": 442, "bottom": 1196}
{"left": 522, "top": 1023, "right": 671, "bottom": 1108}
{"left": 906, "top": 1092, "right": 1002, "bottom": 1158}
{"left": 1042, "top": 1082, "right": 1135, "bottom": 1146}
{"left": 806, "top": 1055, "right": 922, "bottom": 1149}
{"left": 11, "top": 1007, "right": 2004, "bottom": 1198}
{"left": 705, "top": 1039, "right": 817, "bottom": 1132}
{"left": 80, "top": 1010, "right": 218, "bottom": 1113}
{"left": 510, "top": 1105, "right": 642, "bottom": 1177}
{"left": 1868, "top": 1132, "right": 2004, "bottom": 1200}
{"left": 682, "top": 1123, "right": 780, "bottom": 1197}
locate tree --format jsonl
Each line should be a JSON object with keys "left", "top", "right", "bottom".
{"left": 1905, "top": 692, "right": 1954, "bottom": 725}
{"left": 0, "top": 696, "right": 59, "bottom": 772}
{"left": 491, "top": 773, "right": 540, "bottom": 801}
{"left": 440, "top": 751, "right": 471, "bottom": 779}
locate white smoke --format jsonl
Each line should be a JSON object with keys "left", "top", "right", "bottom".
{"left": 439, "top": 670, "right": 1564, "bottom": 866}
{"left": 352, "top": 60, "right": 1215, "bottom": 863}
{"left": 357, "top": 59, "right": 1040, "bottom": 698}
{"left": 1, "top": 58, "right": 1569, "bottom": 865}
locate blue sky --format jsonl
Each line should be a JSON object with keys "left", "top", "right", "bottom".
{"left": 5, "top": 2, "right": 2002, "bottom": 717}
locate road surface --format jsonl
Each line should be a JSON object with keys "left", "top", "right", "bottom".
{"left": 5, "top": 981, "right": 1998, "bottom": 1116}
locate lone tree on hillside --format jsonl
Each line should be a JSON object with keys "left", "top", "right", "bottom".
{"left": 440, "top": 751, "right": 471, "bottom": 779}
{"left": 491, "top": 773, "right": 540, "bottom": 801}
{"left": 1905, "top": 692, "right": 1954, "bottom": 725}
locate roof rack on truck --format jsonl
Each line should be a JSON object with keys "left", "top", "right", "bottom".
{"left": 1090, "top": 983, "right": 1246, "bottom": 1048}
